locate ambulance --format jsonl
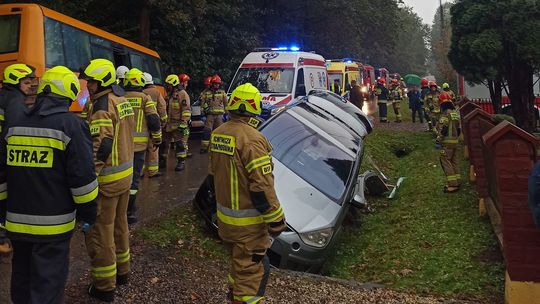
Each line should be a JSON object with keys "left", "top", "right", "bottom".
{"left": 326, "top": 59, "right": 361, "bottom": 96}
{"left": 228, "top": 47, "right": 328, "bottom": 117}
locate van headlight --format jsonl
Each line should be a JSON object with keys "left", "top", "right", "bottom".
{"left": 299, "top": 228, "right": 334, "bottom": 248}
{"left": 361, "top": 86, "right": 368, "bottom": 93}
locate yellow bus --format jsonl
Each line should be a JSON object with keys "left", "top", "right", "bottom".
{"left": 0, "top": 3, "right": 165, "bottom": 112}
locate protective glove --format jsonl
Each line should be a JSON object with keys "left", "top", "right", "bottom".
{"left": 268, "top": 218, "right": 286, "bottom": 238}
{"left": 76, "top": 200, "right": 97, "bottom": 226}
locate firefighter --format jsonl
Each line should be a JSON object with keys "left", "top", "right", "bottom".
{"left": 0, "top": 66, "right": 97, "bottom": 303}
{"left": 425, "top": 81, "right": 441, "bottom": 134}
{"left": 442, "top": 82, "right": 456, "bottom": 105}
{"left": 209, "top": 83, "right": 286, "bottom": 304}
{"left": 420, "top": 78, "right": 432, "bottom": 130}
{"left": 123, "top": 68, "right": 161, "bottom": 224}
{"left": 0, "top": 63, "right": 37, "bottom": 126}
{"left": 143, "top": 72, "right": 168, "bottom": 177}
{"left": 116, "top": 65, "right": 129, "bottom": 88}
{"left": 200, "top": 75, "right": 227, "bottom": 153}
{"left": 162, "top": 74, "right": 191, "bottom": 171}
{"left": 389, "top": 78, "right": 403, "bottom": 123}
{"left": 331, "top": 79, "right": 342, "bottom": 95}
{"left": 374, "top": 78, "right": 390, "bottom": 123}
{"left": 0, "top": 63, "right": 38, "bottom": 255}
{"left": 436, "top": 91, "right": 461, "bottom": 193}
{"left": 79, "top": 59, "right": 135, "bottom": 302}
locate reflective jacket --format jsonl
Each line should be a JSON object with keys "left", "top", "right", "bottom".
{"left": 200, "top": 89, "right": 226, "bottom": 115}
{"left": 330, "top": 84, "right": 342, "bottom": 95}
{"left": 375, "top": 84, "right": 389, "bottom": 100}
{"left": 0, "top": 95, "right": 98, "bottom": 242}
{"left": 166, "top": 86, "right": 191, "bottom": 132}
{"left": 143, "top": 85, "right": 168, "bottom": 127}
{"left": 86, "top": 89, "right": 135, "bottom": 197}
{"left": 124, "top": 88, "right": 161, "bottom": 152}
{"left": 389, "top": 86, "right": 403, "bottom": 102}
{"left": 209, "top": 116, "right": 285, "bottom": 243}
{"left": 437, "top": 108, "right": 461, "bottom": 145}
{"left": 425, "top": 90, "right": 440, "bottom": 113}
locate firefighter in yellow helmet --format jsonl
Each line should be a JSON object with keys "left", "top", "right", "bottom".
{"left": 123, "top": 68, "right": 161, "bottom": 224}
{"left": 162, "top": 74, "right": 191, "bottom": 171}
{"left": 209, "top": 83, "right": 286, "bottom": 304}
{"left": 200, "top": 75, "right": 227, "bottom": 153}
{"left": 442, "top": 82, "right": 456, "bottom": 105}
{"left": 0, "top": 63, "right": 38, "bottom": 254}
{"left": 389, "top": 78, "right": 403, "bottom": 122}
{"left": 0, "top": 66, "right": 97, "bottom": 303}
{"left": 79, "top": 59, "right": 135, "bottom": 302}
{"left": 436, "top": 91, "right": 461, "bottom": 193}
{"left": 424, "top": 81, "right": 441, "bottom": 134}
{"left": 143, "top": 72, "right": 168, "bottom": 177}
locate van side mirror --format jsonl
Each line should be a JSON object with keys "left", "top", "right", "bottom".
{"left": 351, "top": 175, "right": 367, "bottom": 208}
{"left": 295, "top": 84, "right": 307, "bottom": 97}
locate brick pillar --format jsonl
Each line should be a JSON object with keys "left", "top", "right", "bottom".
{"left": 459, "top": 102, "right": 481, "bottom": 160}
{"left": 463, "top": 109, "right": 495, "bottom": 215}
{"left": 482, "top": 121, "right": 540, "bottom": 304}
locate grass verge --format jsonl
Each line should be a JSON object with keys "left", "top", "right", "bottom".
{"left": 138, "top": 204, "right": 227, "bottom": 260}
{"left": 323, "top": 127, "right": 504, "bottom": 301}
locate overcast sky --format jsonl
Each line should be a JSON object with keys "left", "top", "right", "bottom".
{"left": 402, "top": 0, "right": 446, "bottom": 25}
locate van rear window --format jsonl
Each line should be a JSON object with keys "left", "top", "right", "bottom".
{"left": 230, "top": 68, "right": 294, "bottom": 94}
{"left": 0, "top": 14, "right": 21, "bottom": 54}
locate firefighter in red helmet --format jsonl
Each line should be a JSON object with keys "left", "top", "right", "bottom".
{"left": 200, "top": 74, "right": 227, "bottom": 153}
{"left": 436, "top": 91, "right": 461, "bottom": 193}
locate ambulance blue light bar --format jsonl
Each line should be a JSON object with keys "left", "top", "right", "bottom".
{"left": 254, "top": 46, "right": 301, "bottom": 52}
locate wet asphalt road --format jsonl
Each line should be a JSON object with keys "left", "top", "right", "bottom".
{"left": 0, "top": 139, "right": 209, "bottom": 303}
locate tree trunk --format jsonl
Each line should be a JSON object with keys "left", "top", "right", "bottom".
{"left": 139, "top": 0, "right": 151, "bottom": 47}
{"left": 507, "top": 62, "right": 535, "bottom": 132}
{"left": 487, "top": 77, "right": 503, "bottom": 114}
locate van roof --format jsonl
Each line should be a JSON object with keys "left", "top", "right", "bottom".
{"left": 240, "top": 51, "right": 326, "bottom": 68}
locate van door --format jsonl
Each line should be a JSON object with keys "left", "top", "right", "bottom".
{"left": 295, "top": 68, "right": 306, "bottom": 98}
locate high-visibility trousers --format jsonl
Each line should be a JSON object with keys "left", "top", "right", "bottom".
{"left": 223, "top": 233, "right": 270, "bottom": 304}
{"left": 162, "top": 130, "right": 188, "bottom": 160}
{"left": 377, "top": 99, "right": 388, "bottom": 122}
{"left": 11, "top": 238, "right": 70, "bottom": 304}
{"left": 392, "top": 100, "right": 402, "bottom": 122}
{"left": 202, "top": 114, "right": 224, "bottom": 149}
{"left": 144, "top": 142, "right": 159, "bottom": 177}
{"left": 440, "top": 143, "right": 461, "bottom": 187}
{"left": 86, "top": 190, "right": 130, "bottom": 291}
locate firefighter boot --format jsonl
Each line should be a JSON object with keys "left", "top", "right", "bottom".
{"left": 88, "top": 284, "right": 114, "bottom": 302}
{"left": 175, "top": 160, "right": 185, "bottom": 172}
{"left": 127, "top": 194, "right": 138, "bottom": 225}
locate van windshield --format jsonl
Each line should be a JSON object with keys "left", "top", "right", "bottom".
{"left": 230, "top": 68, "right": 295, "bottom": 94}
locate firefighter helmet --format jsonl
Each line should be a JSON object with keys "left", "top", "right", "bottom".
{"left": 204, "top": 76, "right": 212, "bottom": 87}
{"left": 165, "top": 74, "right": 180, "bottom": 87}
{"left": 377, "top": 78, "right": 386, "bottom": 85}
{"left": 3, "top": 63, "right": 36, "bottom": 85}
{"left": 80, "top": 58, "right": 116, "bottom": 87}
{"left": 439, "top": 91, "right": 452, "bottom": 104}
{"left": 179, "top": 74, "right": 190, "bottom": 83}
{"left": 391, "top": 78, "right": 399, "bottom": 85}
{"left": 442, "top": 82, "right": 450, "bottom": 89}
{"left": 116, "top": 66, "right": 129, "bottom": 79}
{"left": 226, "top": 83, "right": 262, "bottom": 116}
{"left": 421, "top": 78, "right": 429, "bottom": 87}
{"left": 143, "top": 72, "right": 154, "bottom": 85}
{"left": 38, "top": 66, "right": 80, "bottom": 101}
{"left": 211, "top": 75, "right": 222, "bottom": 84}
{"left": 429, "top": 81, "right": 437, "bottom": 88}
{"left": 124, "top": 68, "right": 145, "bottom": 87}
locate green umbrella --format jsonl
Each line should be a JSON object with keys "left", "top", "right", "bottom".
{"left": 404, "top": 74, "right": 421, "bottom": 86}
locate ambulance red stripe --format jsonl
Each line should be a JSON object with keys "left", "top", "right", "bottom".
{"left": 241, "top": 63, "right": 295, "bottom": 68}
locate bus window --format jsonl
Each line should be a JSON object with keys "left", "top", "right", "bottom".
{"left": 62, "top": 24, "right": 91, "bottom": 70}
{"left": 130, "top": 53, "right": 143, "bottom": 70}
{"left": 44, "top": 17, "right": 65, "bottom": 67}
{"left": 90, "top": 36, "right": 114, "bottom": 62}
{"left": 0, "top": 14, "right": 20, "bottom": 54}
{"left": 130, "top": 53, "right": 163, "bottom": 84}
